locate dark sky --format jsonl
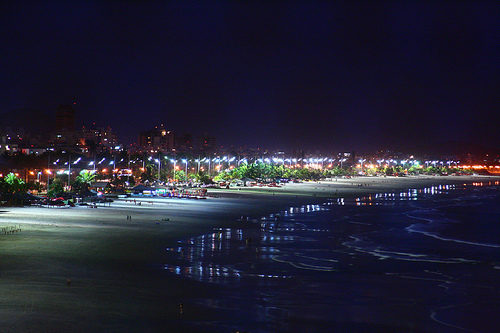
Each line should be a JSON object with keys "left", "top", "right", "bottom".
{"left": 1, "top": 1, "right": 499, "bottom": 154}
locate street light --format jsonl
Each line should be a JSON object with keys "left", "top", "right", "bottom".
{"left": 211, "top": 157, "right": 217, "bottom": 175}
{"left": 228, "top": 156, "right": 235, "bottom": 169}
{"left": 155, "top": 158, "right": 161, "bottom": 181}
{"left": 170, "top": 159, "right": 177, "bottom": 182}
{"left": 213, "top": 157, "right": 219, "bottom": 172}
{"left": 195, "top": 158, "right": 201, "bottom": 174}
{"left": 46, "top": 169, "right": 52, "bottom": 192}
{"left": 64, "top": 158, "right": 71, "bottom": 190}
{"left": 221, "top": 156, "right": 227, "bottom": 170}
{"left": 182, "top": 159, "right": 188, "bottom": 181}
{"left": 204, "top": 157, "right": 211, "bottom": 176}
{"left": 47, "top": 154, "right": 51, "bottom": 192}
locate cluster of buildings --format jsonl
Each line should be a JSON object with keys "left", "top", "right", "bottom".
{"left": 137, "top": 125, "right": 217, "bottom": 154}
{"left": 0, "top": 104, "right": 218, "bottom": 156}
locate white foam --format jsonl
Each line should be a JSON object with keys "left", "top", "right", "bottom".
{"left": 407, "top": 225, "right": 500, "bottom": 249}
{"left": 348, "top": 221, "right": 371, "bottom": 226}
{"left": 430, "top": 304, "right": 482, "bottom": 333}
{"left": 344, "top": 237, "right": 479, "bottom": 264}
{"left": 272, "top": 255, "right": 337, "bottom": 272}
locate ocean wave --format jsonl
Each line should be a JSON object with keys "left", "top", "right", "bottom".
{"left": 407, "top": 224, "right": 500, "bottom": 249}
{"left": 344, "top": 236, "right": 480, "bottom": 264}
{"left": 272, "top": 253, "right": 338, "bottom": 272}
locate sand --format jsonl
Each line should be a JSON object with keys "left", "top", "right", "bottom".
{"left": 0, "top": 175, "right": 497, "bottom": 332}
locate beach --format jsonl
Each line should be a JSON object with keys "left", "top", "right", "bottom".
{"left": 0, "top": 175, "right": 499, "bottom": 332}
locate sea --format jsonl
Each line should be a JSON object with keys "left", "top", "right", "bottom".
{"left": 163, "top": 180, "right": 500, "bottom": 333}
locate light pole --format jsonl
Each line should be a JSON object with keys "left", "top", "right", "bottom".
{"left": 182, "top": 159, "right": 188, "bottom": 181}
{"left": 97, "top": 157, "right": 106, "bottom": 178}
{"left": 204, "top": 158, "right": 210, "bottom": 175}
{"left": 67, "top": 155, "right": 71, "bottom": 190}
{"left": 216, "top": 157, "right": 221, "bottom": 172}
{"left": 47, "top": 154, "right": 51, "bottom": 192}
{"left": 170, "top": 159, "right": 177, "bottom": 182}
{"left": 222, "top": 156, "right": 227, "bottom": 170}
{"left": 196, "top": 158, "right": 201, "bottom": 174}
{"left": 155, "top": 159, "right": 161, "bottom": 181}
{"left": 359, "top": 159, "right": 366, "bottom": 174}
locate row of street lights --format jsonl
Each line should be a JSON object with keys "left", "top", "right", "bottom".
{"left": 38, "top": 152, "right": 466, "bottom": 189}
{"left": 44, "top": 155, "right": 362, "bottom": 184}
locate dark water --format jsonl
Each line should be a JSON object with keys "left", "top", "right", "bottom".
{"left": 164, "top": 181, "right": 500, "bottom": 332}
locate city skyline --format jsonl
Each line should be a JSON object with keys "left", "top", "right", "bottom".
{"left": 2, "top": 103, "right": 497, "bottom": 158}
{"left": 1, "top": 1, "right": 499, "bottom": 154}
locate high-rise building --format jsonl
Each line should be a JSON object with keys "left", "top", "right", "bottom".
{"left": 138, "top": 125, "right": 175, "bottom": 152}
{"left": 77, "top": 125, "right": 119, "bottom": 153}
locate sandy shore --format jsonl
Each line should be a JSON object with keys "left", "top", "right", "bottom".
{"left": 0, "top": 175, "right": 497, "bottom": 332}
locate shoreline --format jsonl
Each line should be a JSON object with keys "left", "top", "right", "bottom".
{"left": 0, "top": 175, "right": 498, "bottom": 332}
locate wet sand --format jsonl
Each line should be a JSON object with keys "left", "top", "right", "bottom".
{"left": 0, "top": 175, "right": 497, "bottom": 332}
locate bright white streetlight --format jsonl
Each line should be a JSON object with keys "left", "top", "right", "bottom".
{"left": 182, "top": 159, "right": 188, "bottom": 179}
{"left": 155, "top": 158, "right": 161, "bottom": 180}
{"left": 170, "top": 159, "right": 177, "bottom": 181}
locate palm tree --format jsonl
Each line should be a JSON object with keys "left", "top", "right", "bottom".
{"left": 140, "top": 166, "right": 155, "bottom": 184}
{"left": 72, "top": 170, "right": 96, "bottom": 194}
{"left": 0, "top": 173, "right": 26, "bottom": 205}
{"left": 5, "top": 172, "right": 25, "bottom": 188}
{"left": 76, "top": 170, "right": 96, "bottom": 184}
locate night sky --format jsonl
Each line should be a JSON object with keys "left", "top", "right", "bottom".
{"left": 1, "top": 1, "right": 499, "bottom": 154}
